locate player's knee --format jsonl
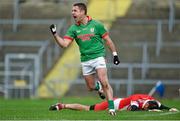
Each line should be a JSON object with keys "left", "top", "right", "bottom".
{"left": 98, "top": 76, "right": 106, "bottom": 83}
{"left": 101, "top": 82, "right": 108, "bottom": 90}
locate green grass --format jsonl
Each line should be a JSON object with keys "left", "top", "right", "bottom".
{"left": 0, "top": 96, "right": 180, "bottom": 120}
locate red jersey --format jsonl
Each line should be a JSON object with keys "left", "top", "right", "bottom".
{"left": 94, "top": 94, "right": 160, "bottom": 111}
{"left": 117, "top": 94, "right": 156, "bottom": 110}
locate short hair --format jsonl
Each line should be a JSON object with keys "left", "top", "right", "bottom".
{"left": 73, "top": 3, "right": 87, "bottom": 15}
{"left": 146, "top": 101, "right": 159, "bottom": 109}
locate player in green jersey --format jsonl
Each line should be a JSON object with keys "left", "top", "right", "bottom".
{"left": 50, "top": 2, "right": 120, "bottom": 116}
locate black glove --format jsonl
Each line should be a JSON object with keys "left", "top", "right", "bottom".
{"left": 113, "top": 55, "right": 120, "bottom": 65}
{"left": 50, "top": 24, "right": 56, "bottom": 35}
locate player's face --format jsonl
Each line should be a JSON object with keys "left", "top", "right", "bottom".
{"left": 143, "top": 103, "right": 149, "bottom": 110}
{"left": 72, "top": 6, "right": 85, "bottom": 22}
{"left": 143, "top": 101, "right": 159, "bottom": 110}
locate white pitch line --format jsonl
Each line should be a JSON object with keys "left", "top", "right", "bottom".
{"left": 156, "top": 112, "right": 179, "bottom": 116}
{"left": 121, "top": 111, "right": 180, "bottom": 118}
{"left": 137, "top": 111, "right": 179, "bottom": 117}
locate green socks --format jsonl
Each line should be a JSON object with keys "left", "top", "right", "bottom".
{"left": 95, "top": 82, "right": 100, "bottom": 91}
{"left": 108, "top": 100, "right": 115, "bottom": 109}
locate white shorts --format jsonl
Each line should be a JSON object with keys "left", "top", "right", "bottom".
{"left": 81, "top": 57, "right": 106, "bottom": 76}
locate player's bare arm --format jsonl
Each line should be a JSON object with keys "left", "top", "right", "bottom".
{"left": 103, "top": 35, "right": 117, "bottom": 53}
{"left": 104, "top": 35, "right": 120, "bottom": 65}
{"left": 50, "top": 24, "right": 72, "bottom": 48}
{"left": 53, "top": 34, "right": 72, "bottom": 48}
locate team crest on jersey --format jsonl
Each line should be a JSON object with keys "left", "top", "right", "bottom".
{"left": 90, "top": 28, "right": 94, "bottom": 33}
{"left": 76, "top": 30, "right": 81, "bottom": 33}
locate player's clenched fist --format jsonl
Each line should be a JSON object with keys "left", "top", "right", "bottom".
{"left": 50, "top": 24, "right": 56, "bottom": 35}
{"left": 113, "top": 52, "right": 120, "bottom": 65}
{"left": 113, "top": 55, "right": 120, "bottom": 65}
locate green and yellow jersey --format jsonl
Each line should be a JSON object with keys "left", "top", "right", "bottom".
{"left": 64, "top": 16, "right": 108, "bottom": 62}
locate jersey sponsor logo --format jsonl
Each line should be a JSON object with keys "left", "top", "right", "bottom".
{"left": 77, "top": 34, "right": 94, "bottom": 41}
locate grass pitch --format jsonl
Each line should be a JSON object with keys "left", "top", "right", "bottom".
{"left": 0, "top": 96, "right": 180, "bottom": 120}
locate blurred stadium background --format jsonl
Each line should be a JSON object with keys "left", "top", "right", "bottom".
{"left": 0, "top": 0, "right": 180, "bottom": 100}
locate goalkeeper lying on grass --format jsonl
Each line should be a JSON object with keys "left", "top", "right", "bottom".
{"left": 49, "top": 94, "right": 179, "bottom": 112}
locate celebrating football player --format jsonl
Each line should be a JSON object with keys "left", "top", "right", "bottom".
{"left": 50, "top": 2, "right": 120, "bottom": 116}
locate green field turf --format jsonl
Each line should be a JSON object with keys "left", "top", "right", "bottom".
{"left": 0, "top": 96, "right": 180, "bottom": 120}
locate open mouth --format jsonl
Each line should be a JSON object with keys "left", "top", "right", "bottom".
{"left": 73, "top": 16, "right": 77, "bottom": 18}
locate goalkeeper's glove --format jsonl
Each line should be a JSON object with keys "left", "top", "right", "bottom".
{"left": 113, "top": 52, "right": 120, "bottom": 65}
{"left": 50, "top": 24, "right": 56, "bottom": 35}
